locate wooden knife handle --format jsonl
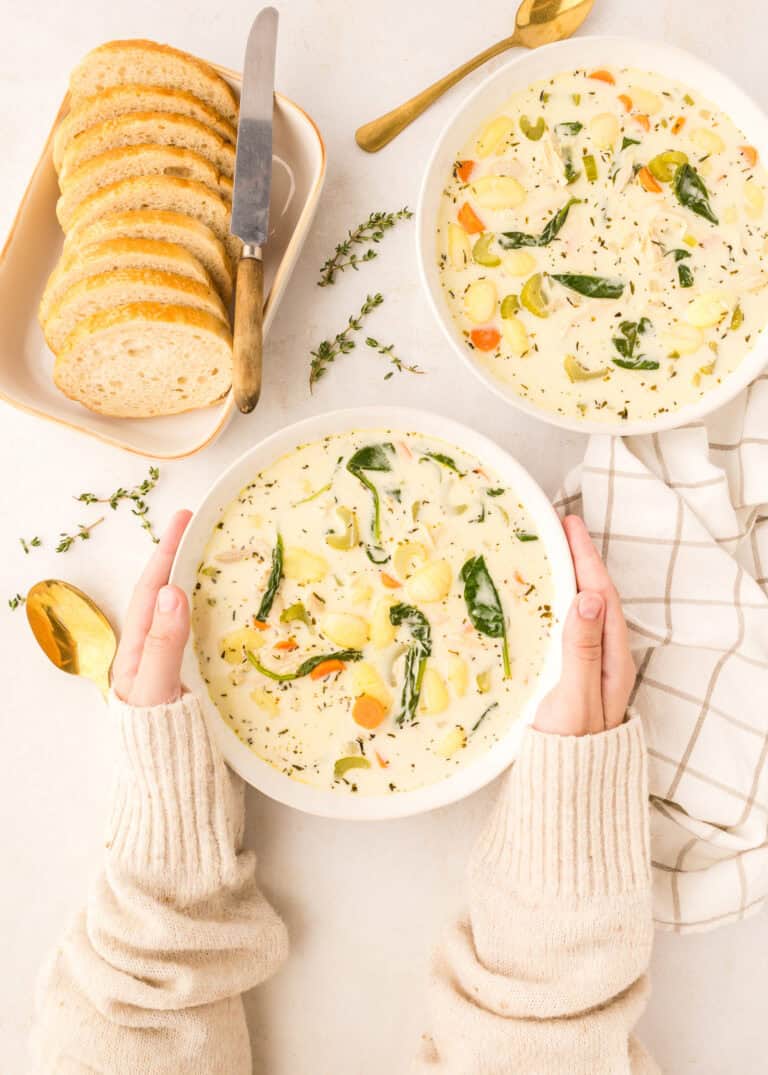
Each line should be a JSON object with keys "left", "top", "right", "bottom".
{"left": 232, "top": 252, "right": 264, "bottom": 414}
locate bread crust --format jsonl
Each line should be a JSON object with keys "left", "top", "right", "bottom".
{"left": 39, "top": 237, "right": 213, "bottom": 324}
{"left": 53, "top": 84, "right": 237, "bottom": 171}
{"left": 69, "top": 40, "right": 239, "bottom": 125}
{"left": 63, "top": 210, "right": 234, "bottom": 304}
{"left": 60, "top": 111, "right": 236, "bottom": 180}
{"left": 44, "top": 267, "right": 227, "bottom": 350}
{"left": 57, "top": 145, "right": 232, "bottom": 229}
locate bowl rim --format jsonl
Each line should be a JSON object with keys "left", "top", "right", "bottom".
{"left": 170, "top": 405, "right": 576, "bottom": 820}
{"left": 416, "top": 34, "right": 768, "bottom": 438}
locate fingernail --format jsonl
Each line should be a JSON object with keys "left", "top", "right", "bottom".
{"left": 157, "top": 586, "right": 178, "bottom": 613}
{"left": 578, "top": 592, "right": 603, "bottom": 621}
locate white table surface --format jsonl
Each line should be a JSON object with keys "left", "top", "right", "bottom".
{"left": 2, "top": 0, "right": 767, "bottom": 1070}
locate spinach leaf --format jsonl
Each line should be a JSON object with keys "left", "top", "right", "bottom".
{"left": 555, "top": 121, "right": 583, "bottom": 136}
{"left": 472, "top": 701, "right": 499, "bottom": 733}
{"left": 460, "top": 555, "right": 510, "bottom": 678}
{"left": 498, "top": 197, "right": 580, "bottom": 249}
{"left": 486, "top": 488, "right": 505, "bottom": 497}
{"left": 255, "top": 533, "right": 283, "bottom": 621}
{"left": 551, "top": 274, "right": 625, "bottom": 299}
{"left": 621, "top": 136, "right": 641, "bottom": 151}
{"left": 515, "top": 532, "right": 539, "bottom": 542}
{"left": 611, "top": 317, "right": 659, "bottom": 370}
{"left": 365, "top": 544, "right": 391, "bottom": 564}
{"left": 420, "top": 450, "right": 465, "bottom": 476}
{"left": 612, "top": 317, "right": 651, "bottom": 357}
{"left": 563, "top": 149, "right": 580, "bottom": 185}
{"left": 347, "top": 443, "right": 394, "bottom": 542}
{"left": 246, "top": 647, "right": 363, "bottom": 683}
{"left": 668, "top": 248, "right": 694, "bottom": 288}
{"left": 389, "top": 603, "right": 432, "bottom": 725}
{"left": 613, "top": 356, "right": 660, "bottom": 370}
{"left": 678, "top": 263, "right": 694, "bottom": 288}
{"left": 673, "top": 163, "right": 718, "bottom": 224}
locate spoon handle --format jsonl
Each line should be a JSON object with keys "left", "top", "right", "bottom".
{"left": 355, "top": 33, "right": 521, "bottom": 153}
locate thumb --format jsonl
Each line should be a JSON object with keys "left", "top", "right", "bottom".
{"left": 129, "top": 585, "right": 190, "bottom": 707}
{"left": 557, "top": 590, "right": 606, "bottom": 734}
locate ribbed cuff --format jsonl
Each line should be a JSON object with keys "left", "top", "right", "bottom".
{"left": 473, "top": 717, "right": 650, "bottom": 901}
{"left": 106, "top": 691, "right": 244, "bottom": 900}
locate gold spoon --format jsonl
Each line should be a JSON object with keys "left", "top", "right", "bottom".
{"left": 355, "top": 0, "right": 595, "bottom": 152}
{"left": 26, "top": 580, "right": 117, "bottom": 695}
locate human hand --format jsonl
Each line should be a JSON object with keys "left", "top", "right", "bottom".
{"left": 111, "top": 510, "right": 192, "bottom": 707}
{"left": 534, "top": 515, "right": 636, "bottom": 737}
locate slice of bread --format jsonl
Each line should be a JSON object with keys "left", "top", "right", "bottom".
{"left": 64, "top": 175, "right": 240, "bottom": 264}
{"left": 60, "top": 112, "right": 236, "bottom": 181}
{"left": 62, "top": 210, "right": 233, "bottom": 304}
{"left": 54, "top": 302, "right": 233, "bottom": 417}
{"left": 53, "top": 84, "right": 236, "bottom": 172}
{"left": 44, "top": 267, "right": 227, "bottom": 351}
{"left": 57, "top": 145, "right": 232, "bottom": 230}
{"left": 39, "top": 237, "right": 212, "bottom": 325}
{"left": 69, "top": 41, "right": 238, "bottom": 127}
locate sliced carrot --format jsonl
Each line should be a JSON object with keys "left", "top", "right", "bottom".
{"left": 672, "top": 115, "right": 686, "bottom": 135}
{"left": 274, "top": 638, "right": 298, "bottom": 651}
{"left": 381, "top": 572, "right": 402, "bottom": 589}
{"left": 375, "top": 751, "right": 390, "bottom": 769}
{"left": 470, "top": 328, "right": 501, "bottom": 352}
{"left": 456, "top": 159, "right": 475, "bottom": 183}
{"left": 617, "top": 93, "right": 632, "bottom": 112}
{"left": 634, "top": 114, "right": 651, "bottom": 132}
{"left": 589, "top": 69, "right": 615, "bottom": 85}
{"left": 252, "top": 618, "right": 269, "bottom": 630}
{"left": 352, "top": 694, "right": 387, "bottom": 730}
{"left": 637, "top": 166, "right": 662, "bottom": 193}
{"left": 740, "top": 145, "right": 759, "bottom": 167}
{"left": 310, "top": 659, "right": 345, "bottom": 680}
{"left": 458, "top": 201, "right": 485, "bottom": 234}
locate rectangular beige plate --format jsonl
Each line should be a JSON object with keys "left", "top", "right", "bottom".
{"left": 0, "top": 62, "right": 326, "bottom": 458}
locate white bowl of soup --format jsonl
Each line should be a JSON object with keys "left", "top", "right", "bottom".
{"left": 172, "top": 407, "right": 575, "bottom": 820}
{"left": 417, "top": 37, "right": 768, "bottom": 435}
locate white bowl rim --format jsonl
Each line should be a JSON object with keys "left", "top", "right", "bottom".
{"left": 171, "top": 405, "right": 576, "bottom": 821}
{"left": 416, "top": 34, "right": 768, "bottom": 438}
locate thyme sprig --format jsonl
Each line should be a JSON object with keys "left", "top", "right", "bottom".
{"left": 56, "top": 517, "right": 105, "bottom": 554}
{"left": 8, "top": 594, "right": 25, "bottom": 611}
{"left": 20, "top": 536, "right": 42, "bottom": 555}
{"left": 317, "top": 208, "right": 413, "bottom": 286}
{"left": 365, "top": 337, "right": 425, "bottom": 379}
{"left": 75, "top": 466, "right": 160, "bottom": 542}
{"left": 309, "top": 293, "right": 384, "bottom": 389}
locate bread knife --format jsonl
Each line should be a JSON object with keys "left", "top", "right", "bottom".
{"left": 230, "top": 6, "right": 279, "bottom": 413}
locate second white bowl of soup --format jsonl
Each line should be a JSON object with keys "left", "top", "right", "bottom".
{"left": 418, "top": 36, "right": 768, "bottom": 435}
{"left": 172, "top": 408, "right": 575, "bottom": 820}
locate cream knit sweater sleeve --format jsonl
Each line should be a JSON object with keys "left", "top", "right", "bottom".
{"left": 30, "top": 692, "right": 288, "bottom": 1075}
{"left": 415, "top": 718, "right": 659, "bottom": 1075}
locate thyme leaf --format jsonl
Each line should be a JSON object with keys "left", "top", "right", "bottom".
{"left": 75, "top": 466, "right": 161, "bottom": 542}
{"left": 317, "top": 208, "right": 413, "bottom": 286}
{"left": 309, "top": 293, "right": 384, "bottom": 389}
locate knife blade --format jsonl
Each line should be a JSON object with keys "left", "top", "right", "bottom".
{"left": 231, "top": 6, "right": 279, "bottom": 246}
{"left": 231, "top": 6, "right": 279, "bottom": 415}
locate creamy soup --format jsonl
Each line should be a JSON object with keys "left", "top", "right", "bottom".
{"left": 192, "top": 430, "right": 555, "bottom": 794}
{"left": 437, "top": 66, "right": 768, "bottom": 423}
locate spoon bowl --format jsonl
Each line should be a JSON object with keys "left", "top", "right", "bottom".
{"left": 514, "top": 0, "right": 595, "bottom": 48}
{"left": 26, "top": 580, "right": 116, "bottom": 694}
{"left": 355, "top": 0, "right": 594, "bottom": 152}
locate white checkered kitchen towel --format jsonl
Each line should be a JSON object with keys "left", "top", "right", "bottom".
{"left": 555, "top": 371, "right": 768, "bottom": 933}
